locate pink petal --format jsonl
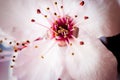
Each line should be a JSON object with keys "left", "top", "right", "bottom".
{"left": 0, "top": 0, "right": 120, "bottom": 42}
{"left": 65, "top": 30, "right": 117, "bottom": 80}
{"left": 10, "top": 40, "right": 63, "bottom": 80}
{"left": 0, "top": 0, "right": 49, "bottom": 41}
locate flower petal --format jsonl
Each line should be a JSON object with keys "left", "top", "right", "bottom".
{"left": 65, "top": 30, "right": 117, "bottom": 80}
{"left": 10, "top": 40, "right": 64, "bottom": 80}
{"left": 0, "top": 0, "right": 49, "bottom": 41}
{"left": 63, "top": 0, "right": 120, "bottom": 37}
{"left": 1, "top": 0, "right": 120, "bottom": 41}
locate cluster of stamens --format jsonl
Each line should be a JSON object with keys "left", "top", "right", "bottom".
{"left": 51, "top": 16, "right": 74, "bottom": 42}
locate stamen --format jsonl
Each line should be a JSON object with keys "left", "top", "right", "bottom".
{"left": 10, "top": 65, "right": 14, "bottom": 68}
{"left": 54, "top": 2, "right": 57, "bottom": 5}
{"left": 9, "top": 42, "right": 12, "bottom": 44}
{"left": 13, "top": 56, "right": 16, "bottom": 58}
{"left": 12, "top": 59, "right": 15, "bottom": 62}
{"left": 75, "top": 15, "right": 78, "bottom": 18}
{"left": 54, "top": 12, "right": 57, "bottom": 16}
{"left": 80, "top": 41, "right": 84, "bottom": 45}
{"left": 41, "top": 56, "right": 44, "bottom": 59}
{"left": 37, "top": 9, "right": 41, "bottom": 14}
{"left": 35, "top": 45, "right": 38, "bottom": 48}
{"left": 46, "top": 7, "right": 50, "bottom": 10}
{"left": 31, "top": 19, "right": 35, "bottom": 22}
{"left": 69, "top": 43, "right": 72, "bottom": 46}
{"left": 44, "top": 15, "right": 47, "bottom": 18}
{"left": 80, "top": 1, "right": 85, "bottom": 6}
{"left": 72, "top": 52, "right": 75, "bottom": 55}
{"left": 60, "top": 6, "right": 63, "bottom": 9}
{"left": 84, "top": 16, "right": 89, "bottom": 20}
{"left": 16, "top": 42, "right": 19, "bottom": 46}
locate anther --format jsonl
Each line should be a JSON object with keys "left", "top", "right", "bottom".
{"left": 14, "top": 49, "right": 18, "bottom": 52}
{"left": 41, "top": 56, "right": 44, "bottom": 59}
{"left": 54, "top": 12, "right": 57, "bottom": 16}
{"left": 55, "top": 2, "right": 57, "bottom": 5}
{"left": 69, "top": 43, "right": 72, "bottom": 46}
{"left": 44, "top": 15, "right": 47, "bottom": 18}
{"left": 16, "top": 43, "right": 19, "bottom": 46}
{"left": 84, "top": 16, "right": 89, "bottom": 20}
{"left": 75, "top": 15, "right": 78, "bottom": 18}
{"left": 26, "top": 40, "right": 30, "bottom": 43}
{"left": 37, "top": 9, "right": 41, "bottom": 14}
{"left": 61, "top": 6, "right": 63, "bottom": 9}
{"left": 80, "top": 1, "right": 85, "bottom": 6}
{"left": 9, "top": 42, "right": 12, "bottom": 44}
{"left": 13, "top": 56, "right": 16, "bottom": 58}
{"left": 47, "top": 7, "right": 50, "bottom": 10}
{"left": 31, "top": 19, "right": 35, "bottom": 22}
{"left": 10, "top": 65, "right": 14, "bottom": 68}
{"left": 80, "top": 41, "right": 84, "bottom": 45}
{"left": 12, "top": 59, "right": 15, "bottom": 62}
{"left": 72, "top": 53, "right": 75, "bottom": 55}
{"left": 35, "top": 45, "right": 38, "bottom": 48}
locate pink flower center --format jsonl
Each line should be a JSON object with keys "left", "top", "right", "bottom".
{"left": 51, "top": 16, "right": 75, "bottom": 42}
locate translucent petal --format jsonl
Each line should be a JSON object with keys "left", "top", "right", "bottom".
{"left": 0, "top": 0, "right": 49, "bottom": 41}
{"left": 10, "top": 40, "right": 63, "bottom": 80}
{"left": 0, "top": 0, "right": 120, "bottom": 42}
{"left": 65, "top": 30, "right": 117, "bottom": 80}
{"left": 63, "top": 0, "right": 120, "bottom": 37}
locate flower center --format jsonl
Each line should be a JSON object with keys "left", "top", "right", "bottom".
{"left": 51, "top": 16, "right": 74, "bottom": 42}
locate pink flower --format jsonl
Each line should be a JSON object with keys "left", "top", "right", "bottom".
{"left": 0, "top": 0, "right": 120, "bottom": 80}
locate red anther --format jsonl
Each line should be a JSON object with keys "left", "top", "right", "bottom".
{"left": 80, "top": 1, "right": 84, "bottom": 6}
{"left": 84, "top": 16, "right": 89, "bottom": 20}
{"left": 80, "top": 41, "right": 84, "bottom": 45}
{"left": 37, "top": 9, "right": 41, "bottom": 14}
{"left": 31, "top": 19, "right": 35, "bottom": 22}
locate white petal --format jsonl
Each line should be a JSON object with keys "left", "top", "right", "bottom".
{"left": 65, "top": 30, "right": 117, "bottom": 80}
{"left": 9, "top": 40, "right": 64, "bottom": 80}
{"left": 1, "top": 0, "right": 119, "bottom": 41}
{"left": 0, "top": 0, "right": 49, "bottom": 41}
{"left": 63, "top": 0, "right": 120, "bottom": 37}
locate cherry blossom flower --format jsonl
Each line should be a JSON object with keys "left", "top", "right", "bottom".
{"left": 0, "top": 0, "right": 120, "bottom": 80}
